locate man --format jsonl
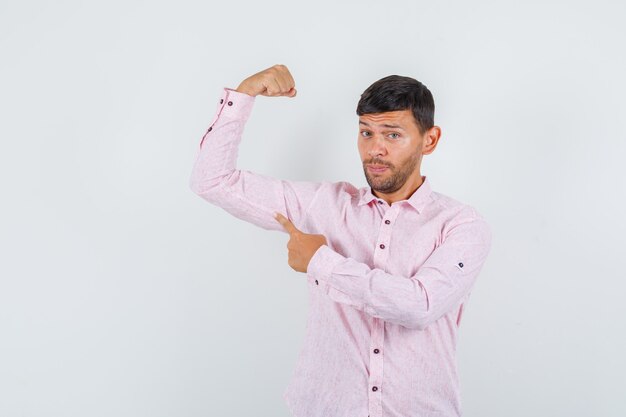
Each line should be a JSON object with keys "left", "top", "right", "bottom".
{"left": 189, "top": 64, "right": 492, "bottom": 417}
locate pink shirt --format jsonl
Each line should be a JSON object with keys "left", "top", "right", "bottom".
{"left": 190, "top": 87, "right": 493, "bottom": 417}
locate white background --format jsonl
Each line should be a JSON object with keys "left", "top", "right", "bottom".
{"left": 1, "top": 1, "right": 625, "bottom": 416}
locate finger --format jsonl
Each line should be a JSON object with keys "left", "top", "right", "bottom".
{"left": 274, "top": 212, "right": 298, "bottom": 234}
{"left": 268, "top": 78, "right": 282, "bottom": 96}
{"left": 281, "top": 75, "right": 295, "bottom": 96}
{"left": 274, "top": 75, "right": 287, "bottom": 94}
{"left": 275, "top": 212, "right": 297, "bottom": 233}
{"left": 277, "top": 75, "right": 294, "bottom": 97}
{"left": 283, "top": 78, "right": 296, "bottom": 97}
{"left": 285, "top": 70, "right": 296, "bottom": 92}
{"left": 274, "top": 65, "right": 289, "bottom": 86}
{"left": 275, "top": 68, "right": 294, "bottom": 96}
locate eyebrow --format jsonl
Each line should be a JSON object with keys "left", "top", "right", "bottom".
{"left": 359, "top": 120, "right": 405, "bottom": 131}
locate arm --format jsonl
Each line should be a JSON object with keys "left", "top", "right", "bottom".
{"left": 305, "top": 211, "right": 493, "bottom": 330}
{"left": 189, "top": 86, "right": 324, "bottom": 232}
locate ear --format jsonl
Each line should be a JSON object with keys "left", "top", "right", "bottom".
{"left": 422, "top": 126, "right": 441, "bottom": 155}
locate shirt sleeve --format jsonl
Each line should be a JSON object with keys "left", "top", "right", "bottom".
{"left": 305, "top": 211, "right": 493, "bottom": 330}
{"left": 189, "top": 87, "right": 325, "bottom": 233}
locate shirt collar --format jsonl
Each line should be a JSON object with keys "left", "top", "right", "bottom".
{"left": 357, "top": 175, "right": 433, "bottom": 213}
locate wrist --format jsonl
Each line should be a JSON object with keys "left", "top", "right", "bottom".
{"left": 235, "top": 83, "right": 256, "bottom": 97}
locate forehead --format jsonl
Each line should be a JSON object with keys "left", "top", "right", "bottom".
{"left": 358, "top": 110, "right": 414, "bottom": 128}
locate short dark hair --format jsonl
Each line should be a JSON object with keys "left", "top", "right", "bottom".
{"left": 356, "top": 75, "right": 435, "bottom": 135}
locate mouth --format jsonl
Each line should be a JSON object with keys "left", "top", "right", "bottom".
{"left": 367, "top": 164, "right": 388, "bottom": 173}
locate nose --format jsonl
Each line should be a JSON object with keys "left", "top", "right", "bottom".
{"left": 368, "top": 135, "right": 387, "bottom": 158}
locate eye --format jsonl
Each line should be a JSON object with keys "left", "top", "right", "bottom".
{"left": 360, "top": 131, "right": 371, "bottom": 137}
{"left": 388, "top": 133, "right": 400, "bottom": 139}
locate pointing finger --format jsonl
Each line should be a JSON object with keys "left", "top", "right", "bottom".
{"left": 274, "top": 212, "right": 298, "bottom": 234}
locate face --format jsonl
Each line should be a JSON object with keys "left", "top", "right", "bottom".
{"left": 358, "top": 110, "right": 427, "bottom": 195}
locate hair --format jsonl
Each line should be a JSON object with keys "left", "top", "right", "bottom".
{"left": 356, "top": 75, "right": 435, "bottom": 135}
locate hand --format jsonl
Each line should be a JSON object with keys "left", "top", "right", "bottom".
{"left": 236, "top": 64, "right": 297, "bottom": 98}
{"left": 274, "top": 212, "right": 327, "bottom": 273}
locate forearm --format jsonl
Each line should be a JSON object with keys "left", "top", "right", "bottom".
{"left": 306, "top": 216, "right": 492, "bottom": 330}
{"left": 189, "top": 88, "right": 255, "bottom": 195}
{"left": 306, "top": 245, "right": 434, "bottom": 329}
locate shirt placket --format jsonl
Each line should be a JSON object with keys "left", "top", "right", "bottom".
{"left": 368, "top": 200, "right": 401, "bottom": 417}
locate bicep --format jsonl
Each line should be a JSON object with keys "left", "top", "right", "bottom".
{"left": 194, "top": 169, "right": 326, "bottom": 232}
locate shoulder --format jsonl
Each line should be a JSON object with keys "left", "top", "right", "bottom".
{"left": 321, "top": 180, "right": 361, "bottom": 199}
{"left": 300, "top": 181, "right": 362, "bottom": 212}
{"left": 430, "top": 190, "right": 485, "bottom": 218}
{"left": 429, "top": 190, "right": 491, "bottom": 238}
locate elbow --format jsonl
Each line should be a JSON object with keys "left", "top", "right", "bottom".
{"left": 403, "top": 310, "right": 434, "bottom": 331}
{"left": 400, "top": 279, "right": 441, "bottom": 330}
{"left": 189, "top": 176, "right": 201, "bottom": 195}
{"left": 189, "top": 172, "right": 229, "bottom": 197}
{"left": 189, "top": 177, "right": 207, "bottom": 196}
{"left": 189, "top": 177, "right": 206, "bottom": 196}
{"left": 404, "top": 320, "right": 428, "bottom": 332}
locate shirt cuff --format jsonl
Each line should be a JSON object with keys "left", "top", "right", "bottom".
{"left": 217, "top": 87, "right": 256, "bottom": 122}
{"left": 199, "top": 87, "right": 256, "bottom": 149}
{"left": 306, "top": 244, "right": 346, "bottom": 286}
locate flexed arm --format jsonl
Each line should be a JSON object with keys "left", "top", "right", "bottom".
{"left": 189, "top": 64, "right": 325, "bottom": 232}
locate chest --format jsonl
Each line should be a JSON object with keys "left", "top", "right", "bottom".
{"left": 304, "top": 202, "right": 444, "bottom": 278}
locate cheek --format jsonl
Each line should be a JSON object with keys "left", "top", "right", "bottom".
{"left": 357, "top": 141, "right": 367, "bottom": 157}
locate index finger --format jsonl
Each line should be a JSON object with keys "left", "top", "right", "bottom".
{"left": 274, "top": 212, "right": 298, "bottom": 234}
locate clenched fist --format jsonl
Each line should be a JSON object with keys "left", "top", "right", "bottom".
{"left": 236, "top": 64, "right": 297, "bottom": 98}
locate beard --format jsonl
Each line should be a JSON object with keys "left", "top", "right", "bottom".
{"left": 363, "top": 154, "right": 419, "bottom": 194}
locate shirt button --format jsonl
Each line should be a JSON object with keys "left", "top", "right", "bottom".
{"left": 379, "top": 244, "right": 385, "bottom": 249}
{"left": 315, "top": 279, "right": 319, "bottom": 285}
{"left": 208, "top": 127, "right": 212, "bottom": 131}
{"left": 220, "top": 99, "right": 224, "bottom": 104}
{"left": 373, "top": 348, "right": 380, "bottom": 354}
{"left": 377, "top": 200, "right": 383, "bottom": 204}
{"left": 372, "top": 386, "right": 378, "bottom": 392}
{"left": 458, "top": 262, "right": 464, "bottom": 268}
{"left": 384, "top": 220, "right": 390, "bottom": 224}
{"left": 227, "top": 101, "right": 233, "bottom": 106}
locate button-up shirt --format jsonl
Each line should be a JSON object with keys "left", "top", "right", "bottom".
{"left": 189, "top": 87, "right": 493, "bottom": 417}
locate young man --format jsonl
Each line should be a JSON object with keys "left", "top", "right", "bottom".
{"left": 190, "top": 64, "right": 492, "bottom": 417}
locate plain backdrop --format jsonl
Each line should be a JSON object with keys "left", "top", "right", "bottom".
{"left": 1, "top": 0, "right": 625, "bottom": 416}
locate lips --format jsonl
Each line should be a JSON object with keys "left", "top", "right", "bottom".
{"left": 367, "top": 164, "right": 388, "bottom": 172}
